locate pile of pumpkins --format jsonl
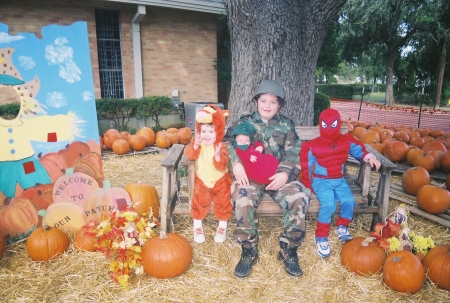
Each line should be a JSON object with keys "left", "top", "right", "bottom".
{"left": 340, "top": 237, "right": 450, "bottom": 293}
{"left": 101, "top": 126, "right": 193, "bottom": 155}
{"left": 344, "top": 120, "right": 450, "bottom": 216}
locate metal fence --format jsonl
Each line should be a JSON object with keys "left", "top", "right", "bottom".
{"left": 330, "top": 99, "right": 450, "bottom": 132}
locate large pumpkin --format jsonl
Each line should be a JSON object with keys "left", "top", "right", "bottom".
{"left": 142, "top": 232, "right": 193, "bottom": 278}
{"left": 136, "top": 127, "right": 156, "bottom": 146}
{"left": 82, "top": 180, "right": 131, "bottom": 223}
{"left": 0, "top": 197, "right": 38, "bottom": 238}
{"left": 383, "top": 250, "right": 425, "bottom": 294}
{"left": 128, "top": 134, "right": 147, "bottom": 151}
{"left": 340, "top": 237, "right": 387, "bottom": 275}
{"left": 413, "top": 153, "right": 436, "bottom": 173}
{"left": 112, "top": 138, "right": 130, "bottom": 155}
{"left": 103, "top": 129, "right": 122, "bottom": 149}
{"left": 124, "top": 183, "right": 160, "bottom": 217}
{"left": 416, "top": 185, "right": 450, "bottom": 214}
{"left": 422, "top": 244, "right": 450, "bottom": 291}
{"left": 176, "top": 127, "right": 193, "bottom": 145}
{"left": 406, "top": 149, "right": 425, "bottom": 166}
{"left": 401, "top": 167, "right": 431, "bottom": 196}
{"left": 382, "top": 141, "right": 409, "bottom": 162}
{"left": 74, "top": 222, "right": 98, "bottom": 252}
{"left": 53, "top": 170, "right": 99, "bottom": 207}
{"left": 155, "top": 133, "right": 172, "bottom": 149}
{"left": 359, "top": 130, "right": 380, "bottom": 144}
{"left": 26, "top": 225, "right": 69, "bottom": 261}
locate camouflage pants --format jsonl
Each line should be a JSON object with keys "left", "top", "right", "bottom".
{"left": 232, "top": 180, "right": 310, "bottom": 248}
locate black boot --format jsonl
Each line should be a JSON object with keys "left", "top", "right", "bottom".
{"left": 234, "top": 242, "right": 258, "bottom": 278}
{"left": 278, "top": 242, "right": 303, "bottom": 277}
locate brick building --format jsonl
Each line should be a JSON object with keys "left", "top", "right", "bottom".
{"left": 1, "top": 0, "right": 225, "bottom": 104}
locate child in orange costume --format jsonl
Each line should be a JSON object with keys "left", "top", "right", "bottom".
{"left": 184, "top": 104, "right": 232, "bottom": 243}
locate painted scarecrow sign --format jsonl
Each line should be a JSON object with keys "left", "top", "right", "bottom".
{"left": 0, "top": 22, "right": 103, "bottom": 243}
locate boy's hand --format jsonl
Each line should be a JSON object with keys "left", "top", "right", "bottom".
{"left": 233, "top": 162, "right": 249, "bottom": 186}
{"left": 193, "top": 133, "right": 203, "bottom": 150}
{"left": 266, "top": 172, "right": 288, "bottom": 191}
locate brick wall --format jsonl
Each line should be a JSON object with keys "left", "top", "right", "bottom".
{"left": 0, "top": 0, "right": 218, "bottom": 103}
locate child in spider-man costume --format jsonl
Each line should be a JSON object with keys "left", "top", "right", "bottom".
{"left": 300, "top": 108, "right": 381, "bottom": 258}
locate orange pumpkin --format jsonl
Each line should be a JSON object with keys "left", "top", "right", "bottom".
{"left": 58, "top": 141, "right": 91, "bottom": 168}
{"left": 52, "top": 171, "right": 99, "bottom": 207}
{"left": 74, "top": 222, "right": 98, "bottom": 252}
{"left": 430, "top": 129, "right": 444, "bottom": 138}
{"left": 426, "top": 150, "right": 445, "bottom": 170}
{"left": 416, "top": 185, "right": 450, "bottom": 214}
{"left": 409, "top": 137, "right": 426, "bottom": 148}
{"left": 124, "top": 183, "right": 160, "bottom": 217}
{"left": 0, "top": 197, "right": 38, "bottom": 238}
{"left": 351, "top": 127, "right": 366, "bottom": 138}
{"left": 142, "top": 232, "right": 193, "bottom": 278}
{"left": 73, "top": 152, "right": 104, "bottom": 188}
{"left": 401, "top": 167, "right": 431, "bottom": 196}
{"left": 413, "top": 153, "right": 436, "bottom": 173}
{"left": 38, "top": 152, "right": 68, "bottom": 183}
{"left": 26, "top": 225, "right": 69, "bottom": 261}
{"left": 112, "top": 138, "right": 130, "bottom": 155}
{"left": 176, "top": 127, "right": 193, "bottom": 145}
{"left": 155, "top": 133, "right": 172, "bottom": 149}
{"left": 383, "top": 250, "right": 425, "bottom": 294}
{"left": 422, "top": 141, "right": 448, "bottom": 153}
{"left": 128, "top": 134, "right": 147, "bottom": 151}
{"left": 441, "top": 153, "right": 450, "bottom": 173}
{"left": 136, "top": 127, "right": 156, "bottom": 146}
{"left": 423, "top": 244, "right": 450, "bottom": 291}
{"left": 340, "top": 237, "right": 387, "bottom": 275}
{"left": 165, "top": 127, "right": 179, "bottom": 133}
{"left": 382, "top": 141, "right": 409, "bottom": 162}
{"left": 120, "top": 131, "right": 131, "bottom": 141}
{"left": 359, "top": 130, "right": 381, "bottom": 144}
{"left": 103, "top": 129, "right": 122, "bottom": 149}
{"left": 393, "top": 131, "right": 410, "bottom": 143}
{"left": 406, "top": 149, "right": 425, "bottom": 166}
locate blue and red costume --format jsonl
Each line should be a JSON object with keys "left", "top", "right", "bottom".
{"left": 300, "top": 108, "right": 375, "bottom": 238}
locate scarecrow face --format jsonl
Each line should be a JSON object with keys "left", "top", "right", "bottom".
{"left": 319, "top": 108, "right": 341, "bottom": 139}
{"left": 0, "top": 85, "right": 21, "bottom": 120}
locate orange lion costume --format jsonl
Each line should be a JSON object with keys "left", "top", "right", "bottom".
{"left": 183, "top": 104, "right": 232, "bottom": 221}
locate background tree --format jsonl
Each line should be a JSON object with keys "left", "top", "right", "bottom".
{"left": 223, "top": 0, "right": 347, "bottom": 126}
{"left": 316, "top": 17, "right": 343, "bottom": 84}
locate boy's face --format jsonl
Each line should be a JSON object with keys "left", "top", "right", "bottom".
{"left": 200, "top": 124, "right": 216, "bottom": 145}
{"left": 235, "top": 134, "right": 251, "bottom": 146}
{"left": 256, "top": 93, "right": 280, "bottom": 121}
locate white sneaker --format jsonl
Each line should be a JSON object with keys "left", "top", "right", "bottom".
{"left": 193, "top": 226, "right": 205, "bottom": 243}
{"left": 336, "top": 225, "right": 352, "bottom": 243}
{"left": 315, "top": 237, "right": 331, "bottom": 258}
{"left": 214, "top": 225, "right": 227, "bottom": 243}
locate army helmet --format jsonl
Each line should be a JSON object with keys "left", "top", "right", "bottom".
{"left": 253, "top": 80, "right": 285, "bottom": 106}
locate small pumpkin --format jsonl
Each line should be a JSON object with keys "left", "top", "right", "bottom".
{"left": 124, "top": 183, "right": 160, "bottom": 217}
{"left": 422, "top": 141, "right": 448, "bottom": 153}
{"left": 142, "top": 231, "right": 193, "bottom": 278}
{"left": 136, "top": 127, "right": 156, "bottom": 146}
{"left": 409, "top": 137, "right": 426, "bottom": 148}
{"left": 340, "top": 237, "right": 387, "bottom": 275}
{"left": 120, "top": 131, "right": 131, "bottom": 141}
{"left": 383, "top": 250, "right": 425, "bottom": 294}
{"left": 416, "top": 185, "right": 450, "bottom": 214}
{"left": 422, "top": 244, "right": 450, "bottom": 291}
{"left": 112, "top": 138, "right": 130, "bottom": 155}
{"left": 74, "top": 221, "right": 98, "bottom": 252}
{"left": 401, "top": 167, "right": 431, "bottom": 196}
{"left": 26, "top": 225, "right": 69, "bottom": 261}
{"left": 393, "top": 131, "right": 410, "bottom": 143}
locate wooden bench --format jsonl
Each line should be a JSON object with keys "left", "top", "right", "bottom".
{"left": 159, "top": 126, "right": 397, "bottom": 233}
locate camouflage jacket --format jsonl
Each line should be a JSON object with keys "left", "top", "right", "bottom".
{"left": 224, "top": 111, "right": 301, "bottom": 182}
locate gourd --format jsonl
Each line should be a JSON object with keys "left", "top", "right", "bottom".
{"left": 340, "top": 237, "right": 387, "bottom": 275}
{"left": 416, "top": 185, "right": 450, "bottom": 214}
{"left": 26, "top": 225, "right": 69, "bottom": 261}
{"left": 401, "top": 167, "right": 431, "bottom": 196}
{"left": 74, "top": 222, "right": 98, "bottom": 252}
{"left": 422, "top": 244, "right": 450, "bottom": 291}
{"left": 383, "top": 250, "right": 425, "bottom": 293}
{"left": 124, "top": 183, "right": 160, "bottom": 217}
{"left": 141, "top": 232, "right": 193, "bottom": 278}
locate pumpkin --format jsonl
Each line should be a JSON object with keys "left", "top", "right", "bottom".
{"left": 426, "top": 150, "right": 445, "bottom": 170}
{"left": 368, "top": 141, "right": 384, "bottom": 154}
{"left": 406, "top": 149, "right": 425, "bottom": 166}
{"left": 142, "top": 231, "right": 193, "bottom": 278}
{"left": 383, "top": 250, "right": 425, "bottom": 294}
{"left": 431, "top": 129, "right": 444, "bottom": 138}
{"left": 112, "top": 138, "right": 130, "bottom": 155}
{"left": 74, "top": 222, "right": 98, "bottom": 252}
{"left": 103, "top": 129, "right": 122, "bottom": 149}
{"left": 21, "top": 183, "right": 54, "bottom": 210}
{"left": 73, "top": 152, "right": 104, "bottom": 188}
{"left": 422, "top": 244, "right": 450, "bottom": 291}
{"left": 359, "top": 130, "right": 380, "bottom": 144}
{"left": 351, "top": 126, "right": 366, "bottom": 138}
{"left": 42, "top": 201, "right": 87, "bottom": 232}
{"left": 0, "top": 197, "right": 38, "bottom": 238}
{"left": 124, "top": 183, "right": 160, "bottom": 217}
{"left": 422, "top": 141, "right": 448, "bottom": 153}
{"left": 136, "top": 127, "right": 156, "bottom": 146}
{"left": 413, "top": 153, "right": 436, "bottom": 173}
{"left": 408, "top": 131, "right": 420, "bottom": 139}
{"left": 176, "top": 127, "right": 193, "bottom": 145}
{"left": 38, "top": 152, "right": 68, "bottom": 182}
{"left": 382, "top": 141, "right": 409, "bottom": 162}
{"left": 0, "top": 231, "right": 4, "bottom": 259}
{"left": 441, "top": 153, "right": 450, "bottom": 173}
{"left": 409, "top": 137, "right": 426, "bottom": 149}
{"left": 340, "top": 237, "right": 387, "bottom": 275}
{"left": 416, "top": 185, "right": 450, "bottom": 214}
{"left": 53, "top": 170, "right": 99, "bottom": 207}
{"left": 128, "top": 134, "right": 147, "bottom": 151}
{"left": 165, "top": 127, "right": 179, "bottom": 133}
{"left": 120, "top": 131, "right": 131, "bottom": 141}
{"left": 58, "top": 141, "right": 91, "bottom": 168}
{"left": 155, "top": 133, "right": 172, "bottom": 149}
{"left": 401, "top": 167, "right": 431, "bottom": 196}
{"left": 393, "top": 131, "right": 410, "bottom": 143}
{"left": 419, "top": 128, "right": 431, "bottom": 137}
{"left": 82, "top": 180, "right": 131, "bottom": 223}
{"left": 164, "top": 131, "right": 179, "bottom": 145}
{"left": 26, "top": 225, "right": 69, "bottom": 261}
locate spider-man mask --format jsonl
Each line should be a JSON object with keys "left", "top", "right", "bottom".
{"left": 319, "top": 108, "right": 341, "bottom": 139}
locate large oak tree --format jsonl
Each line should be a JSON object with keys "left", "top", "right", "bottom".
{"left": 223, "top": 0, "right": 347, "bottom": 126}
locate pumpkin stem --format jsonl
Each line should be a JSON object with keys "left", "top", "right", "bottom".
{"left": 103, "top": 180, "right": 111, "bottom": 189}
{"left": 362, "top": 237, "right": 375, "bottom": 246}
{"left": 65, "top": 167, "right": 74, "bottom": 174}
{"left": 38, "top": 209, "right": 47, "bottom": 218}
{"left": 44, "top": 225, "right": 51, "bottom": 231}
{"left": 159, "top": 231, "right": 168, "bottom": 239}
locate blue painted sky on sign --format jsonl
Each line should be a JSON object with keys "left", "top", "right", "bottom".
{"left": 0, "top": 21, "right": 99, "bottom": 154}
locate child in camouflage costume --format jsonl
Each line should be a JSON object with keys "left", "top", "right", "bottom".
{"left": 225, "top": 80, "right": 311, "bottom": 278}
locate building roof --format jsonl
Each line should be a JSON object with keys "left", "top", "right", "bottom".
{"left": 99, "top": 0, "right": 225, "bottom": 14}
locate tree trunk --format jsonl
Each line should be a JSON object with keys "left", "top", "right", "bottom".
{"left": 385, "top": 49, "right": 396, "bottom": 106}
{"left": 434, "top": 34, "right": 447, "bottom": 110}
{"left": 223, "top": 0, "right": 347, "bottom": 126}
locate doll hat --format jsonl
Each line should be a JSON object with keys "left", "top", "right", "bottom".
{"left": 231, "top": 122, "right": 256, "bottom": 147}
